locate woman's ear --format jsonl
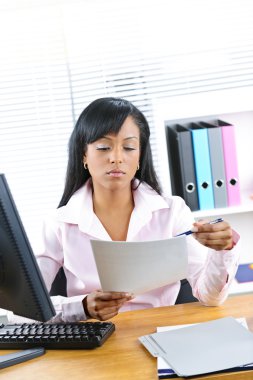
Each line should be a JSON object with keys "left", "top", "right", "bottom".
{"left": 83, "top": 155, "right": 88, "bottom": 170}
{"left": 82, "top": 154, "right": 88, "bottom": 169}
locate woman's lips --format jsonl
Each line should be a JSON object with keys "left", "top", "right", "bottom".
{"left": 107, "top": 169, "right": 125, "bottom": 177}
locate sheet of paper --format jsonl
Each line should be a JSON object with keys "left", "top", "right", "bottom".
{"left": 139, "top": 316, "right": 253, "bottom": 377}
{"left": 90, "top": 236, "right": 187, "bottom": 294}
{"left": 0, "top": 309, "right": 8, "bottom": 324}
{"left": 156, "top": 319, "right": 253, "bottom": 378}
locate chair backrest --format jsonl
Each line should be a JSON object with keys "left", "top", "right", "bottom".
{"left": 49, "top": 267, "right": 67, "bottom": 297}
{"left": 175, "top": 279, "right": 198, "bottom": 304}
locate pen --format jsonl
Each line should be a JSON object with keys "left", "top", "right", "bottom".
{"left": 176, "top": 218, "right": 224, "bottom": 237}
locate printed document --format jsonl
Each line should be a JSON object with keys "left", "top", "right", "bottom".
{"left": 90, "top": 236, "right": 187, "bottom": 294}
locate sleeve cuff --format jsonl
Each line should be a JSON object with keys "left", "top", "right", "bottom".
{"left": 50, "top": 295, "right": 88, "bottom": 322}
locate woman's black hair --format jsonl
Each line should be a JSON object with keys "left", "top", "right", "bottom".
{"left": 58, "top": 97, "right": 162, "bottom": 207}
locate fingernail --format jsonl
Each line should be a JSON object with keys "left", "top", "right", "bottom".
{"left": 191, "top": 226, "right": 198, "bottom": 233}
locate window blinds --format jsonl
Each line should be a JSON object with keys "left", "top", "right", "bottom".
{"left": 0, "top": 0, "right": 253, "bottom": 246}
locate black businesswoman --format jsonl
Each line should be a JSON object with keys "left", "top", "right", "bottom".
{"left": 36, "top": 97, "right": 240, "bottom": 322}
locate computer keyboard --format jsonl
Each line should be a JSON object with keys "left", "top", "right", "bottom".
{"left": 0, "top": 321, "right": 115, "bottom": 349}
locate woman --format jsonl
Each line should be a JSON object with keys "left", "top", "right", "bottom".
{"left": 37, "top": 97, "right": 240, "bottom": 322}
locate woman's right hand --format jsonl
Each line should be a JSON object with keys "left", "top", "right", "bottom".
{"left": 83, "top": 290, "right": 134, "bottom": 321}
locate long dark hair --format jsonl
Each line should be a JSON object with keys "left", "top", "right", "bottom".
{"left": 58, "top": 97, "right": 161, "bottom": 207}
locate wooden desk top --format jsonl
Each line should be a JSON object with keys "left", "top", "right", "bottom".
{"left": 2, "top": 293, "right": 253, "bottom": 380}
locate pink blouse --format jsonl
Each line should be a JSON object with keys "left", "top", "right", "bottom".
{"left": 36, "top": 179, "right": 240, "bottom": 322}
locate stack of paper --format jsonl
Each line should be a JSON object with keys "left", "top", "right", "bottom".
{"left": 156, "top": 319, "right": 253, "bottom": 378}
{"left": 139, "top": 317, "right": 253, "bottom": 377}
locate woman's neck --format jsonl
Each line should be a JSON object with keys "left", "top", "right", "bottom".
{"left": 92, "top": 185, "right": 134, "bottom": 241}
{"left": 92, "top": 187, "right": 134, "bottom": 214}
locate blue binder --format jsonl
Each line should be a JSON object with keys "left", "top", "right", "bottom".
{"left": 200, "top": 121, "right": 228, "bottom": 208}
{"left": 187, "top": 123, "right": 214, "bottom": 210}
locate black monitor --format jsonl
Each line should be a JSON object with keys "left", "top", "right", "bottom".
{"left": 0, "top": 173, "right": 55, "bottom": 322}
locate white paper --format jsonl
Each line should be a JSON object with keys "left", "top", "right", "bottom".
{"left": 0, "top": 308, "right": 8, "bottom": 324}
{"left": 90, "top": 236, "right": 188, "bottom": 294}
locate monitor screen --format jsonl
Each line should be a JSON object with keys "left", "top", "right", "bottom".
{"left": 0, "top": 173, "right": 55, "bottom": 322}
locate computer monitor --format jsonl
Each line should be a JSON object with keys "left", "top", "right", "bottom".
{"left": 0, "top": 173, "right": 55, "bottom": 322}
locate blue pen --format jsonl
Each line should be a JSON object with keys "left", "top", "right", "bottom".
{"left": 176, "top": 218, "right": 224, "bottom": 237}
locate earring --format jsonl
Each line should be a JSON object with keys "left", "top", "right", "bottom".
{"left": 83, "top": 162, "right": 88, "bottom": 170}
{"left": 137, "top": 163, "right": 140, "bottom": 170}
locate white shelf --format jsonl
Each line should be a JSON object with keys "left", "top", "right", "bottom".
{"left": 153, "top": 92, "right": 253, "bottom": 294}
{"left": 229, "top": 280, "right": 253, "bottom": 295}
{"left": 193, "top": 192, "right": 253, "bottom": 219}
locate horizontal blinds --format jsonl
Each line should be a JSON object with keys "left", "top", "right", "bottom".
{"left": 0, "top": 5, "right": 73, "bottom": 240}
{"left": 0, "top": 0, "right": 253, "bottom": 245}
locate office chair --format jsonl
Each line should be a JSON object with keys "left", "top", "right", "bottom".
{"left": 175, "top": 279, "right": 198, "bottom": 304}
{"left": 49, "top": 267, "right": 67, "bottom": 297}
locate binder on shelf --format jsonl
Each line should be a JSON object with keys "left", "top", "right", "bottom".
{"left": 165, "top": 124, "right": 199, "bottom": 211}
{"left": 187, "top": 123, "right": 214, "bottom": 210}
{"left": 218, "top": 120, "right": 241, "bottom": 206}
{"left": 200, "top": 121, "right": 227, "bottom": 208}
{"left": 235, "top": 263, "right": 253, "bottom": 283}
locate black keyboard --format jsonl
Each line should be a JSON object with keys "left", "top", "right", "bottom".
{"left": 0, "top": 321, "right": 115, "bottom": 349}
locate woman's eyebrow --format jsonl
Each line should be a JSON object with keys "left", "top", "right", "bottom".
{"left": 123, "top": 136, "right": 139, "bottom": 141}
{"left": 97, "top": 136, "right": 139, "bottom": 141}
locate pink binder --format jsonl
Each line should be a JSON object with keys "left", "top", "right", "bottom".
{"left": 219, "top": 120, "right": 241, "bottom": 206}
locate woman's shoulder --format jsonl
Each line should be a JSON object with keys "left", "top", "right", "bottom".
{"left": 46, "top": 182, "right": 92, "bottom": 225}
{"left": 163, "top": 194, "right": 188, "bottom": 207}
{"left": 137, "top": 180, "right": 188, "bottom": 211}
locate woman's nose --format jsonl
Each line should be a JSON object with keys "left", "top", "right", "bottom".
{"left": 109, "top": 148, "right": 122, "bottom": 164}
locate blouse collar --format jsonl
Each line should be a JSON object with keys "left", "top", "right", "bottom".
{"left": 55, "top": 178, "right": 170, "bottom": 239}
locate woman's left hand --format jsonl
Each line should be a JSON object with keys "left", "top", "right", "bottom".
{"left": 192, "top": 219, "right": 234, "bottom": 251}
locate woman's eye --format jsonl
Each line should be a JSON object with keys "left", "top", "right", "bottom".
{"left": 96, "top": 146, "right": 110, "bottom": 151}
{"left": 124, "top": 147, "right": 136, "bottom": 151}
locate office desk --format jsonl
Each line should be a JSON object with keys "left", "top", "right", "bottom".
{"left": 2, "top": 293, "right": 253, "bottom": 380}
